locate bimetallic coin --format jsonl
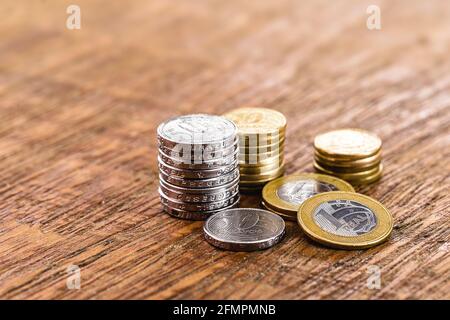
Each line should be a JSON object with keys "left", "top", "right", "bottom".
{"left": 314, "top": 129, "right": 382, "bottom": 159}
{"left": 157, "top": 114, "right": 237, "bottom": 149}
{"left": 261, "top": 201, "right": 296, "bottom": 221}
{"left": 224, "top": 108, "right": 287, "bottom": 136}
{"left": 159, "top": 169, "right": 239, "bottom": 189}
{"left": 159, "top": 191, "right": 240, "bottom": 212}
{"left": 163, "top": 197, "right": 240, "bottom": 220}
{"left": 158, "top": 157, "right": 238, "bottom": 179}
{"left": 203, "top": 208, "right": 285, "bottom": 251}
{"left": 297, "top": 191, "right": 393, "bottom": 249}
{"left": 159, "top": 178, "right": 239, "bottom": 203}
{"left": 262, "top": 174, "right": 355, "bottom": 216}
{"left": 159, "top": 148, "right": 239, "bottom": 170}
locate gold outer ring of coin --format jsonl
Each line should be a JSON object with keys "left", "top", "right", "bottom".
{"left": 314, "top": 128, "right": 382, "bottom": 160}
{"left": 261, "top": 201, "right": 297, "bottom": 221}
{"left": 262, "top": 173, "right": 355, "bottom": 216}
{"left": 314, "top": 161, "right": 381, "bottom": 179}
{"left": 224, "top": 107, "right": 287, "bottom": 136}
{"left": 314, "top": 158, "right": 381, "bottom": 174}
{"left": 314, "top": 150, "right": 382, "bottom": 168}
{"left": 297, "top": 191, "right": 393, "bottom": 249}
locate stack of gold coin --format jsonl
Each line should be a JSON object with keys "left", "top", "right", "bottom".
{"left": 313, "top": 129, "right": 383, "bottom": 185}
{"left": 224, "top": 108, "right": 286, "bottom": 192}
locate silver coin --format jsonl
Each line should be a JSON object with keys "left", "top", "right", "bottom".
{"left": 159, "top": 138, "right": 238, "bottom": 160}
{"left": 158, "top": 157, "right": 238, "bottom": 179}
{"left": 157, "top": 114, "right": 237, "bottom": 149}
{"left": 159, "top": 191, "right": 240, "bottom": 212}
{"left": 158, "top": 148, "right": 239, "bottom": 170}
{"left": 203, "top": 208, "right": 285, "bottom": 251}
{"left": 162, "top": 197, "right": 240, "bottom": 220}
{"left": 159, "top": 178, "right": 239, "bottom": 203}
{"left": 159, "top": 169, "right": 239, "bottom": 189}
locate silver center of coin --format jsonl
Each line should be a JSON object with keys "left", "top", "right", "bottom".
{"left": 159, "top": 114, "right": 236, "bottom": 144}
{"left": 205, "top": 209, "right": 285, "bottom": 243}
{"left": 277, "top": 179, "right": 338, "bottom": 205}
{"left": 313, "top": 200, "right": 377, "bottom": 237}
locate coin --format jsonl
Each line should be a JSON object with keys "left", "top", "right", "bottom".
{"left": 262, "top": 173, "right": 355, "bottom": 217}
{"left": 261, "top": 201, "right": 296, "bottom": 221}
{"left": 224, "top": 108, "right": 287, "bottom": 136}
{"left": 297, "top": 191, "right": 393, "bottom": 249}
{"left": 314, "top": 161, "right": 381, "bottom": 179}
{"left": 159, "top": 138, "right": 238, "bottom": 161}
{"left": 314, "top": 150, "right": 381, "bottom": 168}
{"left": 163, "top": 197, "right": 240, "bottom": 220}
{"left": 159, "top": 169, "right": 239, "bottom": 189}
{"left": 159, "top": 191, "right": 240, "bottom": 212}
{"left": 159, "top": 148, "right": 239, "bottom": 170}
{"left": 314, "top": 129, "right": 382, "bottom": 159}
{"left": 346, "top": 166, "right": 383, "bottom": 185}
{"left": 240, "top": 164, "right": 285, "bottom": 181}
{"left": 159, "top": 178, "right": 239, "bottom": 203}
{"left": 157, "top": 114, "right": 237, "bottom": 149}
{"left": 314, "top": 157, "right": 381, "bottom": 173}
{"left": 158, "top": 157, "right": 238, "bottom": 179}
{"left": 203, "top": 208, "right": 285, "bottom": 251}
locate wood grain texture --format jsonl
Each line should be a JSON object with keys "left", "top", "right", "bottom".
{"left": 0, "top": 0, "right": 449, "bottom": 299}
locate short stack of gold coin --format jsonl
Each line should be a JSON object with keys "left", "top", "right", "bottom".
{"left": 313, "top": 129, "right": 383, "bottom": 185}
{"left": 224, "top": 108, "right": 286, "bottom": 192}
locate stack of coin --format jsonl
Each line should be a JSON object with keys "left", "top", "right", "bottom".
{"left": 313, "top": 129, "right": 383, "bottom": 185}
{"left": 262, "top": 173, "right": 354, "bottom": 221}
{"left": 157, "top": 114, "right": 240, "bottom": 220}
{"left": 223, "top": 108, "right": 286, "bottom": 192}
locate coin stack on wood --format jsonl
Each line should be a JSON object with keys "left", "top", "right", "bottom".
{"left": 262, "top": 173, "right": 354, "bottom": 221}
{"left": 157, "top": 114, "right": 240, "bottom": 220}
{"left": 223, "top": 108, "right": 287, "bottom": 192}
{"left": 313, "top": 129, "right": 383, "bottom": 185}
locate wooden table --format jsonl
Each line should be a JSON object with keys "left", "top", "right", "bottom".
{"left": 0, "top": 0, "right": 449, "bottom": 299}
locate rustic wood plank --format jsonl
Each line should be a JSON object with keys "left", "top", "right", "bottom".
{"left": 0, "top": 0, "right": 449, "bottom": 299}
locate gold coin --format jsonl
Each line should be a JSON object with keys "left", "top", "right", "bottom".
{"left": 314, "top": 161, "right": 381, "bottom": 178}
{"left": 314, "top": 129, "right": 382, "bottom": 159}
{"left": 261, "top": 201, "right": 297, "bottom": 221}
{"left": 239, "top": 132, "right": 285, "bottom": 147}
{"left": 315, "top": 159, "right": 381, "bottom": 174}
{"left": 297, "top": 191, "right": 393, "bottom": 249}
{"left": 347, "top": 167, "right": 383, "bottom": 185}
{"left": 314, "top": 150, "right": 381, "bottom": 169}
{"left": 240, "top": 163, "right": 285, "bottom": 181}
{"left": 239, "top": 154, "right": 284, "bottom": 167}
{"left": 224, "top": 108, "right": 287, "bottom": 136}
{"left": 241, "top": 142, "right": 285, "bottom": 157}
{"left": 262, "top": 173, "right": 354, "bottom": 216}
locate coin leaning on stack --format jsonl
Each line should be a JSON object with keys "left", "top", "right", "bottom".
{"left": 157, "top": 114, "right": 240, "bottom": 220}
{"left": 313, "top": 129, "right": 383, "bottom": 185}
{"left": 223, "top": 108, "right": 287, "bottom": 192}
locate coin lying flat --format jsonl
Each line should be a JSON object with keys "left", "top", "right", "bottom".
{"left": 204, "top": 208, "right": 285, "bottom": 251}
{"left": 157, "top": 114, "right": 237, "bottom": 149}
{"left": 297, "top": 191, "right": 393, "bottom": 249}
{"left": 314, "top": 129, "right": 382, "bottom": 159}
{"left": 164, "top": 197, "right": 240, "bottom": 220}
{"left": 261, "top": 201, "right": 296, "bottom": 221}
{"left": 262, "top": 174, "right": 355, "bottom": 218}
{"left": 224, "top": 108, "right": 287, "bottom": 136}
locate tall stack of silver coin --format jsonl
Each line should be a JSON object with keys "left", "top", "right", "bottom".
{"left": 157, "top": 114, "right": 240, "bottom": 220}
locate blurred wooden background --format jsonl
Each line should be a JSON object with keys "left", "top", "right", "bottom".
{"left": 0, "top": 0, "right": 449, "bottom": 299}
